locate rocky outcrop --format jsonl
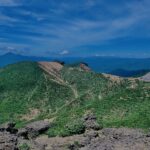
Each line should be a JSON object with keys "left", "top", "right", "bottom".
{"left": 34, "top": 114, "right": 150, "bottom": 150}
{"left": 18, "top": 121, "right": 51, "bottom": 139}
{"left": 0, "top": 123, "right": 18, "bottom": 150}
{"left": 34, "top": 127, "right": 150, "bottom": 150}
{"left": 0, "top": 121, "right": 50, "bottom": 150}
{"left": 80, "top": 63, "right": 91, "bottom": 72}
{"left": 25, "top": 121, "right": 50, "bottom": 138}
{"left": 80, "top": 128, "right": 150, "bottom": 150}
{"left": 17, "top": 128, "right": 28, "bottom": 139}
{"left": 1, "top": 119, "right": 150, "bottom": 150}
{"left": 0, "top": 131, "right": 18, "bottom": 150}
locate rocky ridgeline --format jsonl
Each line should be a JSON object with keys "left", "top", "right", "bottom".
{"left": 0, "top": 121, "right": 50, "bottom": 150}
{"left": 68, "top": 114, "right": 150, "bottom": 150}
{"left": 0, "top": 115, "right": 150, "bottom": 150}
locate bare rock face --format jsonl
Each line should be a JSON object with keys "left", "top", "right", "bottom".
{"left": 25, "top": 121, "right": 50, "bottom": 138}
{"left": 17, "top": 128, "right": 28, "bottom": 139}
{"left": 80, "top": 63, "right": 91, "bottom": 72}
{"left": 0, "top": 121, "right": 51, "bottom": 150}
{"left": 0, "top": 123, "right": 18, "bottom": 150}
{"left": 0, "top": 132, "right": 18, "bottom": 150}
{"left": 80, "top": 128, "right": 150, "bottom": 150}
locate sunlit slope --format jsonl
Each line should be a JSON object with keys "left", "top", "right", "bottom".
{"left": 0, "top": 61, "right": 149, "bottom": 136}
{"left": 0, "top": 62, "right": 73, "bottom": 125}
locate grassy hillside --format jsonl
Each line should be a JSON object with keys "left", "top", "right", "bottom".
{"left": 0, "top": 62, "right": 73, "bottom": 126}
{"left": 0, "top": 62, "right": 149, "bottom": 137}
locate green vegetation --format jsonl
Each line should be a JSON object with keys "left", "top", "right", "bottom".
{"left": 0, "top": 62, "right": 150, "bottom": 137}
{"left": 48, "top": 118, "right": 85, "bottom": 137}
{"left": 18, "top": 143, "right": 30, "bottom": 150}
{"left": 0, "top": 62, "right": 73, "bottom": 125}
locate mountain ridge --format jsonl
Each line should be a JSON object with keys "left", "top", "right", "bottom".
{"left": 0, "top": 52, "right": 150, "bottom": 74}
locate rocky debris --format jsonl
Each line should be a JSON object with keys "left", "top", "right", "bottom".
{"left": 17, "top": 128, "right": 28, "bottom": 139}
{"left": 102, "top": 128, "right": 144, "bottom": 139}
{"left": 25, "top": 121, "right": 50, "bottom": 138}
{"left": 33, "top": 115, "right": 150, "bottom": 150}
{"left": 1, "top": 119, "right": 150, "bottom": 150}
{"left": 0, "top": 131, "right": 18, "bottom": 150}
{"left": 80, "top": 128, "right": 150, "bottom": 150}
{"left": 42, "top": 128, "right": 150, "bottom": 150}
{"left": 32, "top": 141, "right": 46, "bottom": 150}
{"left": 83, "top": 114, "right": 102, "bottom": 131}
{"left": 0, "top": 121, "right": 50, "bottom": 150}
{"left": 0, "top": 123, "right": 18, "bottom": 150}
{"left": 17, "top": 120, "right": 51, "bottom": 139}
{"left": 84, "top": 130, "right": 99, "bottom": 139}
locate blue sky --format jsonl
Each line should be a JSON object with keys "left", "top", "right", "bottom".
{"left": 0, "top": 0, "right": 150, "bottom": 57}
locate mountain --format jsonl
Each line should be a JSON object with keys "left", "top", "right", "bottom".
{"left": 109, "top": 69, "right": 150, "bottom": 77}
{"left": 0, "top": 52, "right": 52, "bottom": 67}
{"left": 83, "top": 57, "right": 150, "bottom": 73}
{"left": 0, "top": 53, "right": 150, "bottom": 74}
{"left": 0, "top": 61, "right": 149, "bottom": 138}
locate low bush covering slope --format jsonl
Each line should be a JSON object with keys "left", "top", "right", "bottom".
{"left": 0, "top": 62, "right": 149, "bottom": 137}
{"left": 0, "top": 62, "right": 73, "bottom": 126}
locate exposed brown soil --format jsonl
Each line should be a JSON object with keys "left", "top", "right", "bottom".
{"left": 39, "top": 61, "right": 79, "bottom": 100}
{"left": 38, "top": 62, "right": 64, "bottom": 83}
{"left": 38, "top": 62, "right": 63, "bottom": 73}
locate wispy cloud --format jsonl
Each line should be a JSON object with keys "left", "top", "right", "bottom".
{"left": 59, "top": 50, "right": 69, "bottom": 55}
{"left": 0, "top": 0, "right": 20, "bottom": 6}
{"left": 0, "top": 0, "right": 150, "bottom": 57}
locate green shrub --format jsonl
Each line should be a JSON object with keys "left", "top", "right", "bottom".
{"left": 62, "top": 119, "right": 85, "bottom": 136}
{"left": 19, "top": 143, "right": 30, "bottom": 150}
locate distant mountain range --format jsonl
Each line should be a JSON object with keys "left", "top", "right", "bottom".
{"left": 0, "top": 52, "right": 150, "bottom": 76}
{"left": 0, "top": 52, "right": 52, "bottom": 67}
{"left": 109, "top": 69, "right": 150, "bottom": 77}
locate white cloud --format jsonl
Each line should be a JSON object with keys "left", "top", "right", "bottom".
{"left": 59, "top": 50, "right": 69, "bottom": 55}
{"left": 0, "top": 0, "right": 150, "bottom": 56}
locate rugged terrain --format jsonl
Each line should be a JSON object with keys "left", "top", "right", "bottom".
{"left": 0, "top": 114, "right": 150, "bottom": 150}
{"left": 0, "top": 61, "right": 150, "bottom": 149}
